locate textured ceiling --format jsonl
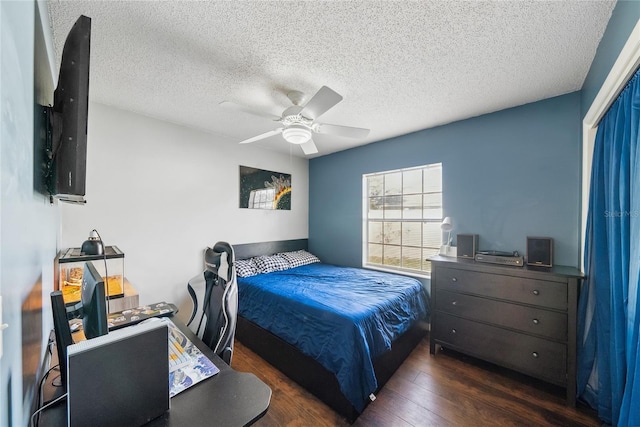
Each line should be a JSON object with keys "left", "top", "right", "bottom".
{"left": 47, "top": 1, "right": 616, "bottom": 158}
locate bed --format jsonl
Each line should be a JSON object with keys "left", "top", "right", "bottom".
{"left": 233, "top": 239, "right": 429, "bottom": 422}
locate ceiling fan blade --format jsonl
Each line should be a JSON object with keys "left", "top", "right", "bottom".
{"left": 316, "top": 123, "right": 370, "bottom": 139}
{"left": 238, "top": 128, "right": 283, "bottom": 144}
{"left": 219, "top": 101, "right": 281, "bottom": 122}
{"left": 300, "top": 139, "right": 318, "bottom": 155}
{"left": 299, "top": 86, "right": 343, "bottom": 120}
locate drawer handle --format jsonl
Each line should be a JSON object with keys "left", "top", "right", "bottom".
{"left": 451, "top": 329, "right": 457, "bottom": 334}
{"left": 532, "top": 290, "right": 540, "bottom": 296}
{"left": 532, "top": 352, "right": 539, "bottom": 358}
{"left": 532, "top": 318, "right": 539, "bottom": 325}
{"left": 451, "top": 277, "right": 458, "bottom": 282}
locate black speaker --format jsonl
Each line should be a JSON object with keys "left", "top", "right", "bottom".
{"left": 526, "top": 237, "right": 553, "bottom": 267}
{"left": 457, "top": 234, "right": 478, "bottom": 259}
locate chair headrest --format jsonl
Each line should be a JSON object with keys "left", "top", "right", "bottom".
{"left": 205, "top": 241, "right": 235, "bottom": 282}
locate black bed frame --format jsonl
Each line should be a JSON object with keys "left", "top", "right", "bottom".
{"left": 233, "top": 239, "right": 428, "bottom": 422}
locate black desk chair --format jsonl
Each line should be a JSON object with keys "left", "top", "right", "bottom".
{"left": 186, "top": 242, "right": 238, "bottom": 365}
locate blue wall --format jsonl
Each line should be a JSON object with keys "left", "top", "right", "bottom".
{"left": 582, "top": 0, "right": 640, "bottom": 117}
{"left": 309, "top": 92, "right": 582, "bottom": 271}
{"left": 1, "top": 2, "right": 59, "bottom": 426}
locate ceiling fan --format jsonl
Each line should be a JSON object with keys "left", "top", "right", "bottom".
{"left": 220, "top": 86, "right": 370, "bottom": 155}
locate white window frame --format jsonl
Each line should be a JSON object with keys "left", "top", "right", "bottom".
{"left": 362, "top": 163, "right": 443, "bottom": 278}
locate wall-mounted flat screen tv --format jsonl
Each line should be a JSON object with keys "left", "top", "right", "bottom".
{"left": 46, "top": 15, "right": 91, "bottom": 204}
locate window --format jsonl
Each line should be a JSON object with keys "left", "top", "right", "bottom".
{"left": 363, "top": 163, "right": 442, "bottom": 275}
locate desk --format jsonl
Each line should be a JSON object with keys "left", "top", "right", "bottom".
{"left": 38, "top": 319, "right": 271, "bottom": 426}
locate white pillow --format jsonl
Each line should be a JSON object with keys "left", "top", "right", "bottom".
{"left": 279, "top": 250, "right": 321, "bottom": 268}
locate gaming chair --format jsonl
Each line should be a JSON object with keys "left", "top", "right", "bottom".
{"left": 186, "top": 241, "right": 238, "bottom": 365}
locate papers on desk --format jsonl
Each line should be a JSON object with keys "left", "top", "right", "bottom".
{"left": 164, "top": 319, "right": 220, "bottom": 397}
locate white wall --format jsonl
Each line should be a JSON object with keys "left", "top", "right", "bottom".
{"left": 60, "top": 102, "right": 308, "bottom": 309}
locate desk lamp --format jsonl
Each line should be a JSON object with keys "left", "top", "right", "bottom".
{"left": 81, "top": 229, "right": 103, "bottom": 255}
{"left": 440, "top": 217, "right": 456, "bottom": 257}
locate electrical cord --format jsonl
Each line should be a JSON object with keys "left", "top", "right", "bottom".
{"left": 91, "top": 229, "right": 111, "bottom": 313}
{"left": 37, "top": 364, "right": 59, "bottom": 404}
{"left": 30, "top": 391, "right": 67, "bottom": 427}
{"left": 34, "top": 338, "right": 57, "bottom": 426}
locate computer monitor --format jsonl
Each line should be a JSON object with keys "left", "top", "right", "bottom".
{"left": 81, "top": 261, "right": 108, "bottom": 339}
{"left": 50, "top": 261, "right": 108, "bottom": 390}
{"left": 50, "top": 291, "right": 74, "bottom": 388}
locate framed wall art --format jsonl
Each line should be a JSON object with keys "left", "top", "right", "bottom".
{"left": 239, "top": 166, "right": 291, "bottom": 210}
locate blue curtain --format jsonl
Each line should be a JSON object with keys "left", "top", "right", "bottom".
{"left": 578, "top": 68, "right": 640, "bottom": 426}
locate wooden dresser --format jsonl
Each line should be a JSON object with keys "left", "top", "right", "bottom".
{"left": 429, "top": 255, "right": 583, "bottom": 405}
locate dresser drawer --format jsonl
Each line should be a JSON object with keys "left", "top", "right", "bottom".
{"left": 435, "top": 267, "right": 567, "bottom": 310}
{"left": 435, "top": 289, "right": 567, "bottom": 341}
{"left": 433, "top": 312, "right": 567, "bottom": 384}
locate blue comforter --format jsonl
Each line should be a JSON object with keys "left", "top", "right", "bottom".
{"left": 237, "top": 263, "right": 429, "bottom": 412}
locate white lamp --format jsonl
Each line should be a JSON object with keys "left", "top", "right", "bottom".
{"left": 282, "top": 124, "right": 312, "bottom": 145}
{"left": 440, "top": 217, "right": 455, "bottom": 257}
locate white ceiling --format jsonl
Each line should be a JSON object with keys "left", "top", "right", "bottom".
{"left": 47, "top": 1, "right": 616, "bottom": 158}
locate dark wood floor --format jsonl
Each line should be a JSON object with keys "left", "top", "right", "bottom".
{"left": 231, "top": 333, "right": 602, "bottom": 426}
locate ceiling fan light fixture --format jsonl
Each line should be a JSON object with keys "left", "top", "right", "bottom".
{"left": 282, "top": 124, "right": 312, "bottom": 144}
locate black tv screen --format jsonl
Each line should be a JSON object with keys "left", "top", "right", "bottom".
{"left": 48, "top": 15, "right": 91, "bottom": 203}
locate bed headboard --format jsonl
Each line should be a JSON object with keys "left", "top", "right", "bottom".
{"left": 233, "top": 239, "right": 308, "bottom": 260}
